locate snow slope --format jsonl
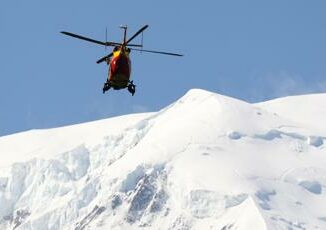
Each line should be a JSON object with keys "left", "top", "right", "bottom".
{"left": 256, "top": 94, "right": 326, "bottom": 132}
{"left": 0, "top": 89, "right": 326, "bottom": 230}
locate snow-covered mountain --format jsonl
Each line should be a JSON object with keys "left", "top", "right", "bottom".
{"left": 1, "top": 89, "right": 326, "bottom": 230}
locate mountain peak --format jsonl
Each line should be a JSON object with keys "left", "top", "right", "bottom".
{"left": 181, "top": 88, "right": 246, "bottom": 105}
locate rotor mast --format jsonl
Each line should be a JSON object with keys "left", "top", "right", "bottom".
{"left": 120, "top": 25, "right": 128, "bottom": 45}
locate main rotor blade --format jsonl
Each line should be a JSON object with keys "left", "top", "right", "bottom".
{"left": 130, "top": 48, "right": 183, "bottom": 57}
{"left": 126, "top": 44, "right": 143, "bottom": 47}
{"left": 126, "top": 25, "right": 149, "bottom": 45}
{"left": 96, "top": 52, "right": 113, "bottom": 64}
{"left": 61, "top": 31, "right": 120, "bottom": 47}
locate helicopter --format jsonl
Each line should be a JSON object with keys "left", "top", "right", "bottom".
{"left": 61, "top": 25, "right": 183, "bottom": 96}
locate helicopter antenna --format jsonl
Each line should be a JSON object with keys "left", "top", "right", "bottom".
{"left": 120, "top": 25, "right": 128, "bottom": 44}
{"left": 141, "top": 31, "right": 144, "bottom": 52}
{"left": 105, "top": 27, "right": 108, "bottom": 51}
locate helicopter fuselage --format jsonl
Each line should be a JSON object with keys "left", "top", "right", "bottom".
{"left": 108, "top": 48, "right": 131, "bottom": 89}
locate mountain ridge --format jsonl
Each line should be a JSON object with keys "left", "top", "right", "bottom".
{"left": 1, "top": 89, "right": 326, "bottom": 229}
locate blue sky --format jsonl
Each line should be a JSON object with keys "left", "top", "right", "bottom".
{"left": 1, "top": 0, "right": 326, "bottom": 136}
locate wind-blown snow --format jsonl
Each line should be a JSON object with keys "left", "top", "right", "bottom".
{"left": 0, "top": 89, "right": 326, "bottom": 229}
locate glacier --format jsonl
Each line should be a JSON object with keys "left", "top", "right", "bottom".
{"left": 0, "top": 89, "right": 326, "bottom": 229}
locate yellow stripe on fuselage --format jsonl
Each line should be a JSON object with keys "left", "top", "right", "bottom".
{"left": 113, "top": 50, "right": 121, "bottom": 58}
{"left": 113, "top": 48, "right": 130, "bottom": 58}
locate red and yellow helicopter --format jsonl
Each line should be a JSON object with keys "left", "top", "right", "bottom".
{"left": 61, "top": 25, "right": 183, "bottom": 95}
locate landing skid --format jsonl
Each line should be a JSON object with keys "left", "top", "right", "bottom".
{"left": 102, "top": 80, "right": 136, "bottom": 96}
{"left": 102, "top": 81, "right": 111, "bottom": 94}
{"left": 127, "top": 81, "right": 136, "bottom": 96}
